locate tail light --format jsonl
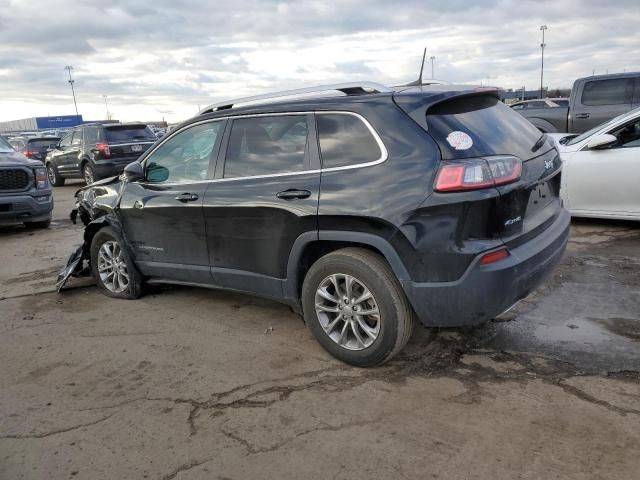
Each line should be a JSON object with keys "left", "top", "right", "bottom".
{"left": 479, "top": 247, "right": 510, "bottom": 266}
{"left": 95, "top": 143, "right": 110, "bottom": 157}
{"left": 34, "top": 167, "right": 48, "bottom": 189}
{"left": 435, "top": 156, "right": 522, "bottom": 193}
{"left": 23, "top": 148, "right": 39, "bottom": 157}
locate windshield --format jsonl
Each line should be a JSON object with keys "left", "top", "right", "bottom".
{"left": 104, "top": 125, "right": 156, "bottom": 142}
{"left": 567, "top": 107, "right": 640, "bottom": 145}
{"left": 0, "top": 136, "right": 15, "bottom": 153}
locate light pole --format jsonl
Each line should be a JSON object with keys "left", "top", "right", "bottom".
{"left": 65, "top": 65, "right": 79, "bottom": 116}
{"left": 539, "top": 25, "right": 547, "bottom": 99}
{"left": 102, "top": 95, "right": 110, "bottom": 120}
{"left": 430, "top": 56, "right": 436, "bottom": 79}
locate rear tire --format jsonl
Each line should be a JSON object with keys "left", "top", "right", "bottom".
{"left": 90, "top": 226, "right": 143, "bottom": 299}
{"left": 302, "top": 247, "right": 414, "bottom": 367}
{"left": 46, "top": 163, "right": 65, "bottom": 187}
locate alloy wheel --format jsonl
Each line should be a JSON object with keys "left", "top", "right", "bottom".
{"left": 314, "top": 273, "right": 381, "bottom": 351}
{"left": 83, "top": 165, "right": 94, "bottom": 185}
{"left": 97, "top": 240, "right": 129, "bottom": 293}
{"left": 47, "top": 165, "right": 56, "bottom": 184}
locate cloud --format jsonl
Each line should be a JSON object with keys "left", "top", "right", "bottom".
{"left": 0, "top": 0, "right": 638, "bottom": 122}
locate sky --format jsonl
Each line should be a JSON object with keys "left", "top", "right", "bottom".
{"left": 0, "top": 0, "right": 639, "bottom": 124}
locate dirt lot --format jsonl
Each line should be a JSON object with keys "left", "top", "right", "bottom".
{"left": 1, "top": 183, "right": 639, "bottom": 480}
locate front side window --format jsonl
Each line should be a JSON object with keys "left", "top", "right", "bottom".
{"left": 59, "top": 133, "right": 72, "bottom": 148}
{"left": 144, "top": 121, "right": 222, "bottom": 183}
{"left": 71, "top": 130, "right": 82, "bottom": 146}
{"left": 581, "top": 79, "right": 630, "bottom": 106}
{"left": 610, "top": 118, "right": 640, "bottom": 148}
{"left": 223, "top": 116, "right": 308, "bottom": 178}
{"left": 317, "top": 113, "right": 382, "bottom": 169}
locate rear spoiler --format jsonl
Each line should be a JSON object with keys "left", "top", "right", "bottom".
{"left": 392, "top": 87, "right": 502, "bottom": 132}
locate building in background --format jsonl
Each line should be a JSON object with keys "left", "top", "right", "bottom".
{"left": 0, "top": 115, "right": 84, "bottom": 133}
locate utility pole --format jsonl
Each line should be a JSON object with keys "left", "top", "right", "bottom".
{"left": 65, "top": 65, "right": 79, "bottom": 116}
{"left": 539, "top": 25, "right": 547, "bottom": 99}
{"left": 430, "top": 56, "right": 436, "bottom": 79}
{"left": 102, "top": 95, "right": 110, "bottom": 120}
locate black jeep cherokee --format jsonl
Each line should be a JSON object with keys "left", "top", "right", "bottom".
{"left": 58, "top": 82, "right": 570, "bottom": 367}
{"left": 45, "top": 123, "right": 156, "bottom": 186}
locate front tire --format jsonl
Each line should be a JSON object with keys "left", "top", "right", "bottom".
{"left": 90, "top": 226, "right": 143, "bottom": 299}
{"left": 46, "top": 163, "right": 65, "bottom": 186}
{"left": 83, "top": 163, "right": 95, "bottom": 185}
{"left": 302, "top": 248, "right": 414, "bottom": 367}
{"left": 24, "top": 219, "right": 51, "bottom": 229}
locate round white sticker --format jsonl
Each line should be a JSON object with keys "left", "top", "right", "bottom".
{"left": 446, "top": 131, "right": 473, "bottom": 150}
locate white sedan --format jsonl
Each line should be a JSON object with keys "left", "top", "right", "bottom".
{"left": 549, "top": 107, "right": 640, "bottom": 221}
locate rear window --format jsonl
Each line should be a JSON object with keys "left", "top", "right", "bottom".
{"left": 317, "top": 114, "right": 382, "bottom": 168}
{"left": 27, "top": 138, "right": 59, "bottom": 147}
{"left": 103, "top": 125, "right": 156, "bottom": 142}
{"left": 581, "top": 79, "right": 630, "bottom": 106}
{"left": 426, "top": 95, "right": 542, "bottom": 160}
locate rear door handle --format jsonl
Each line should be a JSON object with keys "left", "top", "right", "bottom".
{"left": 276, "top": 189, "right": 311, "bottom": 200}
{"left": 175, "top": 192, "right": 199, "bottom": 202}
{"left": 575, "top": 113, "right": 590, "bottom": 119}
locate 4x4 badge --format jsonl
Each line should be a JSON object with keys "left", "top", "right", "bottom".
{"left": 544, "top": 158, "right": 553, "bottom": 169}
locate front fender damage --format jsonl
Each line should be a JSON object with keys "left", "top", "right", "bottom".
{"left": 56, "top": 175, "right": 128, "bottom": 292}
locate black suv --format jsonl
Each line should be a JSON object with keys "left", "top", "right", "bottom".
{"left": 45, "top": 123, "right": 157, "bottom": 186}
{"left": 58, "top": 83, "right": 570, "bottom": 366}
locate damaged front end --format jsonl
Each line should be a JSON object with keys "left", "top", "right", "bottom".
{"left": 56, "top": 176, "right": 126, "bottom": 291}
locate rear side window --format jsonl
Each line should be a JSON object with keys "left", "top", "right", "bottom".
{"left": 317, "top": 113, "right": 382, "bottom": 168}
{"left": 84, "top": 127, "right": 98, "bottom": 144}
{"left": 581, "top": 79, "right": 630, "bottom": 106}
{"left": 224, "top": 116, "right": 308, "bottom": 178}
{"left": 104, "top": 125, "right": 156, "bottom": 142}
{"left": 426, "top": 95, "right": 542, "bottom": 160}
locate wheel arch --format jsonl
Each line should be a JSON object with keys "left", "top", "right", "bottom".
{"left": 283, "top": 231, "right": 411, "bottom": 304}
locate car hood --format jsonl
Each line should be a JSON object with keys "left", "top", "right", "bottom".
{"left": 0, "top": 150, "right": 42, "bottom": 166}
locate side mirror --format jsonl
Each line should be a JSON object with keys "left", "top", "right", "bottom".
{"left": 50, "top": 143, "right": 58, "bottom": 150}
{"left": 123, "top": 161, "right": 145, "bottom": 182}
{"left": 145, "top": 163, "right": 170, "bottom": 183}
{"left": 586, "top": 133, "right": 618, "bottom": 150}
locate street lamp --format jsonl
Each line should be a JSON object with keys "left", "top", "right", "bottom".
{"left": 539, "top": 25, "right": 548, "bottom": 99}
{"left": 430, "top": 56, "right": 436, "bottom": 79}
{"left": 64, "top": 65, "right": 79, "bottom": 116}
{"left": 102, "top": 95, "right": 110, "bottom": 120}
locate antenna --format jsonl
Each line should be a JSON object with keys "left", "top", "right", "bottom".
{"left": 418, "top": 47, "right": 426, "bottom": 85}
{"left": 403, "top": 48, "right": 428, "bottom": 87}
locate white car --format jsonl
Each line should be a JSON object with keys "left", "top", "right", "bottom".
{"left": 549, "top": 107, "right": 640, "bottom": 221}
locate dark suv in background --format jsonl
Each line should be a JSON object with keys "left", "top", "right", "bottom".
{"left": 22, "top": 137, "right": 60, "bottom": 162}
{"left": 45, "top": 123, "right": 157, "bottom": 186}
{"left": 59, "top": 82, "right": 570, "bottom": 366}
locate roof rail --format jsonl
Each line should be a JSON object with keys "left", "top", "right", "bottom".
{"left": 198, "top": 81, "right": 391, "bottom": 115}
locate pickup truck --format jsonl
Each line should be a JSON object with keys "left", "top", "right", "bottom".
{"left": 513, "top": 72, "right": 640, "bottom": 133}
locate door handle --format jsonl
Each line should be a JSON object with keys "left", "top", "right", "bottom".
{"left": 175, "top": 192, "right": 199, "bottom": 203}
{"left": 575, "top": 113, "right": 590, "bottom": 119}
{"left": 276, "top": 189, "right": 311, "bottom": 200}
